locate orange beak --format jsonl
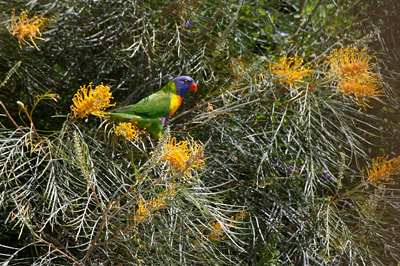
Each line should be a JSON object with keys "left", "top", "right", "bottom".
{"left": 189, "top": 82, "right": 197, "bottom": 92}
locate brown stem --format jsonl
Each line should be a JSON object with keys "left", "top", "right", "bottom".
{"left": 37, "top": 238, "right": 81, "bottom": 265}
{"left": 166, "top": 98, "right": 214, "bottom": 125}
{"left": 0, "top": 100, "right": 24, "bottom": 132}
{"left": 166, "top": 83, "right": 249, "bottom": 125}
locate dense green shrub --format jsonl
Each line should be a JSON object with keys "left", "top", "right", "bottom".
{"left": 1, "top": 0, "right": 400, "bottom": 265}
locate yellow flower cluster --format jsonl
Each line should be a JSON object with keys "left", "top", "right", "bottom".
{"left": 327, "top": 47, "right": 385, "bottom": 108}
{"left": 207, "top": 220, "right": 226, "bottom": 241}
{"left": 70, "top": 82, "right": 116, "bottom": 119}
{"left": 8, "top": 10, "right": 47, "bottom": 50}
{"left": 338, "top": 79, "right": 382, "bottom": 101}
{"left": 196, "top": 211, "right": 248, "bottom": 244}
{"left": 270, "top": 56, "right": 312, "bottom": 88}
{"left": 133, "top": 188, "right": 176, "bottom": 224}
{"left": 364, "top": 155, "right": 400, "bottom": 186}
{"left": 329, "top": 47, "right": 374, "bottom": 79}
{"left": 115, "top": 122, "right": 141, "bottom": 141}
{"left": 162, "top": 135, "right": 205, "bottom": 175}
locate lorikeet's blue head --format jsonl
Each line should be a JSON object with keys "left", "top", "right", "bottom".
{"left": 172, "top": 76, "right": 197, "bottom": 98}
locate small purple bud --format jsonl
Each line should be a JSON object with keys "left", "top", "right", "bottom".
{"left": 286, "top": 166, "right": 295, "bottom": 174}
{"left": 319, "top": 173, "right": 330, "bottom": 179}
{"left": 275, "top": 30, "right": 289, "bottom": 37}
{"left": 186, "top": 20, "right": 193, "bottom": 29}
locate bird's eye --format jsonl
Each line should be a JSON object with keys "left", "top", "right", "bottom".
{"left": 183, "top": 80, "right": 188, "bottom": 84}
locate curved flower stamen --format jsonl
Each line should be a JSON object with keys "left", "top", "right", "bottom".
{"left": 270, "top": 56, "right": 312, "bottom": 88}
{"left": 115, "top": 122, "right": 142, "bottom": 141}
{"left": 70, "top": 82, "right": 116, "bottom": 119}
{"left": 327, "top": 46, "right": 385, "bottom": 108}
{"left": 162, "top": 135, "right": 205, "bottom": 175}
{"left": 8, "top": 10, "right": 47, "bottom": 50}
{"left": 364, "top": 155, "right": 400, "bottom": 186}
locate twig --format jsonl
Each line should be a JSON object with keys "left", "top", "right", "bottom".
{"left": 166, "top": 98, "right": 214, "bottom": 125}
{"left": 37, "top": 238, "right": 81, "bottom": 265}
{"left": 0, "top": 100, "right": 24, "bottom": 132}
{"left": 167, "top": 83, "right": 251, "bottom": 125}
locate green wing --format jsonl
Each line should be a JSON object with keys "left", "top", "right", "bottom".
{"left": 112, "top": 81, "right": 176, "bottom": 117}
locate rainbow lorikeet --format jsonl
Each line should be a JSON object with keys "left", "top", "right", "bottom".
{"left": 107, "top": 76, "right": 197, "bottom": 139}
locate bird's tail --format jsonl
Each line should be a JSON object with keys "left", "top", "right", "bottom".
{"left": 106, "top": 112, "right": 163, "bottom": 139}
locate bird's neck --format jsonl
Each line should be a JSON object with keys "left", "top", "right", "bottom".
{"left": 167, "top": 80, "right": 190, "bottom": 98}
{"left": 164, "top": 81, "right": 177, "bottom": 93}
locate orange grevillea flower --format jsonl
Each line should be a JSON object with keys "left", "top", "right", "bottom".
{"left": 364, "top": 155, "right": 400, "bottom": 186}
{"left": 115, "top": 122, "right": 142, "bottom": 141}
{"left": 133, "top": 197, "right": 165, "bottom": 224}
{"left": 270, "top": 56, "right": 312, "bottom": 87}
{"left": 162, "top": 135, "right": 205, "bottom": 174}
{"left": 133, "top": 188, "right": 176, "bottom": 224}
{"left": 208, "top": 220, "right": 227, "bottom": 241}
{"left": 327, "top": 46, "right": 385, "bottom": 108}
{"left": 328, "top": 47, "right": 376, "bottom": 80}
{"left": 337, "top": 78, "right": 385, "bottom": 108}
{"left": 8, "top": 10, "right": 47, "bottom": 50}
{"left": 195, "top": 210, "right": 248, "bottom": 244}
{"left": 70, "top": 82, "right": 116, "bottom": 119}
